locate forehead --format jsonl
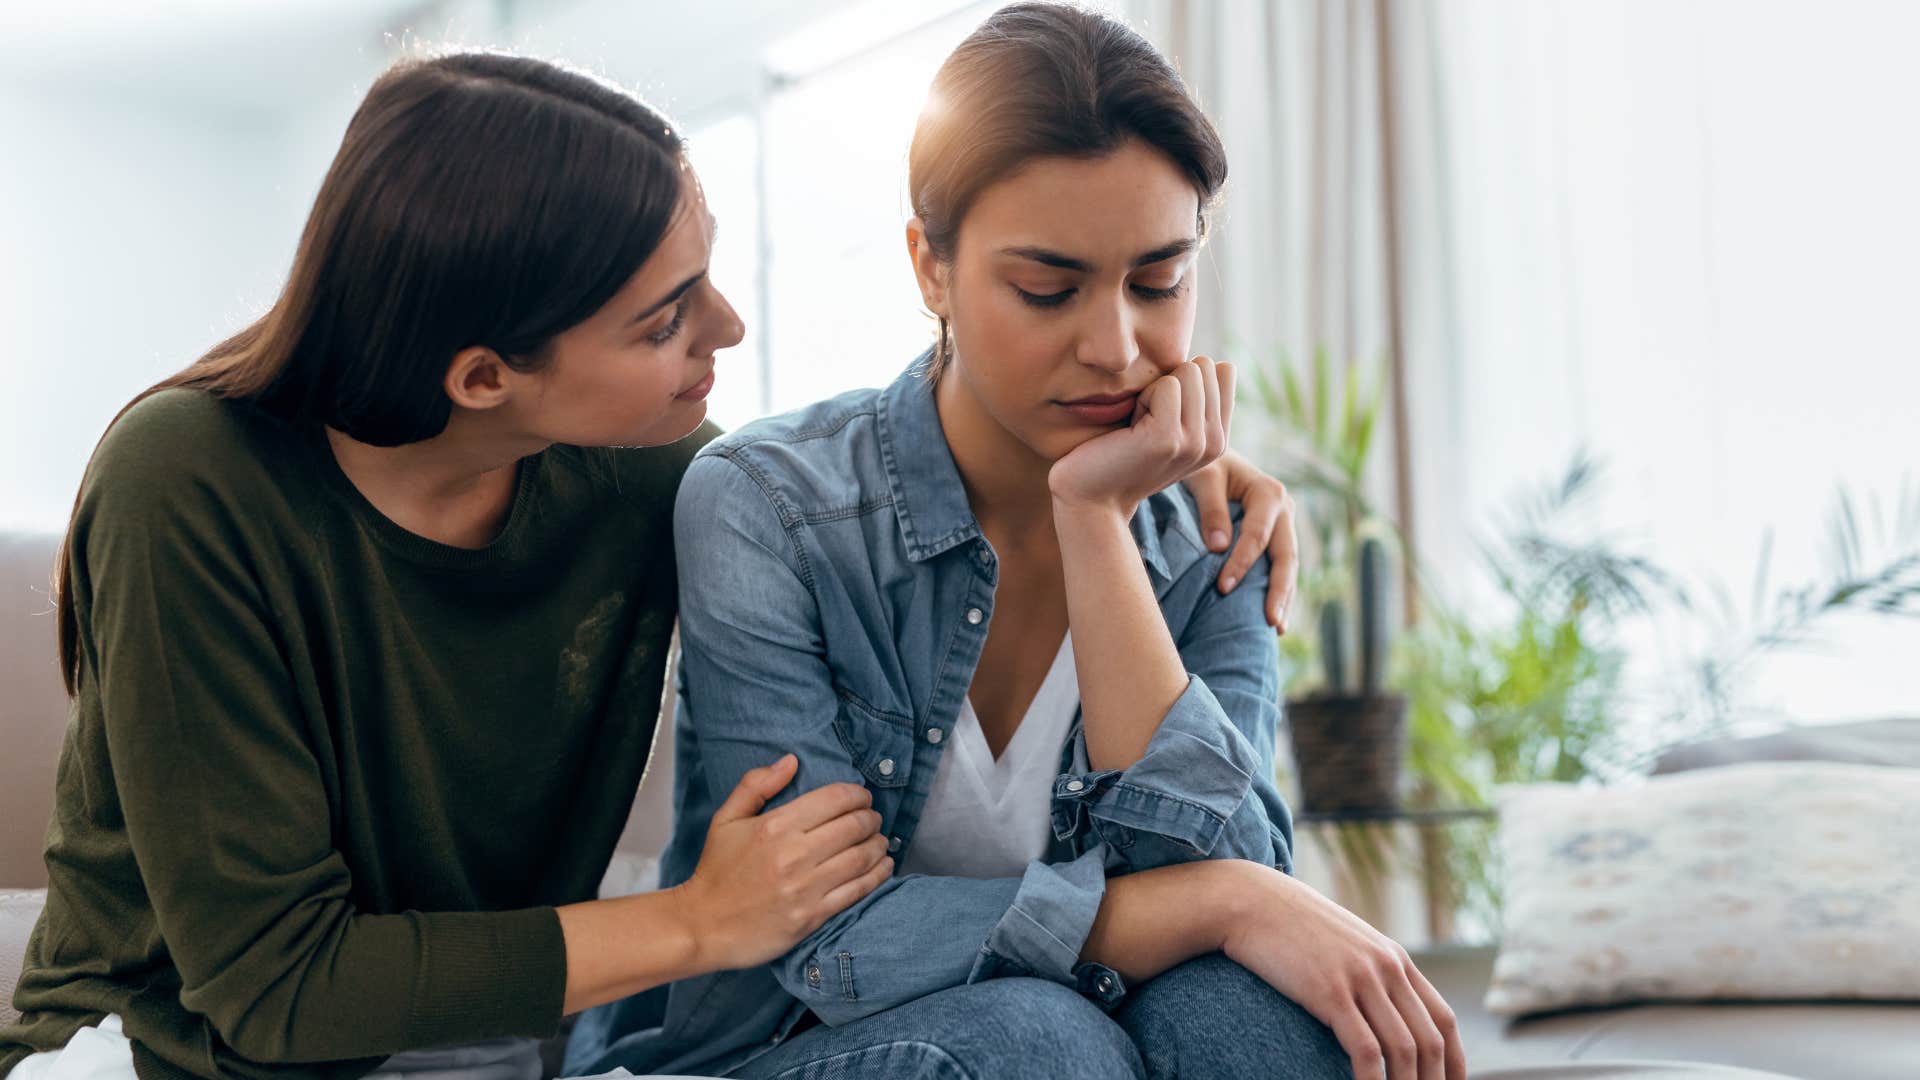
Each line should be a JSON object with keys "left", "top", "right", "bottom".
{"left": 610, "top": 170, "right": 710, "bottom": 294}
{"left": 959, "top": 140, "right": 1200, "bottom": 259}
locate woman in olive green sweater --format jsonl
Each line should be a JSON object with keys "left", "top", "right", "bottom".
{"left": 0, "top": 53, "right": 895, "bottom": 1080}
{"left": 0, "top": 49, "right": 1300, "bottom": 1080}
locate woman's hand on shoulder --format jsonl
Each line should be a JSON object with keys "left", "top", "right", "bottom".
{"left": 1179, "top": 449, "right": 1300, "bottom": 633}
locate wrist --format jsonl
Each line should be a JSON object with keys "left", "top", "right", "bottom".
{"left": 1049, "top": 488, "right": 1133, "bottom": 530}
{"left": 657, "top": 882, "right": 714, "bottom": 975}
{"left": 1206, "top": 859, "right": 1281, "bottom": 953}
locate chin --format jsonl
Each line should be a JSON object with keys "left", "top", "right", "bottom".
{"left": 578, "top": 402, "right": 708, "bottom": 450}
{"left": 1033, "top": 420, "right": 1109, "bottom": 461}
{"left": 642, "top": 401, "right": 710, "bottom": 445}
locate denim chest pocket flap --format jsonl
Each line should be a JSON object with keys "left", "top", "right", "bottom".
{"left": 830, "top": 694, "right": 917, "bottom": 789}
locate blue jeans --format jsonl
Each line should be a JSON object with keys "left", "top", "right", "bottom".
{"left": 730, "top": 955, "right": 1352, "bottom": 1080}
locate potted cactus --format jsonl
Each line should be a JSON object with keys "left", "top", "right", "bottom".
{"left": 1286, "top": 536, "right": 1410, "bottom": 812}
{"left": 1247, "top": 349, "right": 1409, "bottom": 813}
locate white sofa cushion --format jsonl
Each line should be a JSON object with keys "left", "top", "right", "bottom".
{"left": 1489, "top": 762, "right": 1920, "bottom": 1017}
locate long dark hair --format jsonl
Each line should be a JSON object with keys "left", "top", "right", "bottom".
{"left": 54, "top": 51, "right": 688, "bottom": 694}
{"left": 908, "top": 2, "right": 1229, "bottom": 370}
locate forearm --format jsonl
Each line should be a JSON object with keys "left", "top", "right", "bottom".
{"left": 1080, "top": 859, "right": 1249, "bottom": 984}
{"left": 1053, "top": 498, "right": 1192, "bottom": 770}
{"left": 555, "top": 887, "right": 706, "bottom": 1015}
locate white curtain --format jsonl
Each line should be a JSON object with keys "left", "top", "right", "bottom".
{"left": 1127, "top": 0, "right": 1462, "bottom": 597}
{"left": 1426, "top": 0, "right": 1920, "bottom": 721}
{"left": 1136, "top": 0, "right": 1920, "bottom": 722}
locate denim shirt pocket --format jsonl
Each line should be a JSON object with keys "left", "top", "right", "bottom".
{"left": 830, "top": 693, "right": 917, "bottom": 829}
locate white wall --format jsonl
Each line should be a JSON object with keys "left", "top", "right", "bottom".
{"left": 0, "top": 6, "right": 401, "bottom": 531}
{"left": 1423, "top": 0, "right": 1920, "bottom": 723}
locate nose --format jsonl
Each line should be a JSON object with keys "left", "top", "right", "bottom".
{"left": 1074, "top": 290, "right": 1138, "bottom": 375}
{"left": 699, "top": 279, "right": 747, "bottom": 354}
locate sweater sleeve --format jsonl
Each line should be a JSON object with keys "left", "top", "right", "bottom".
{"left": 67, "top": 404, "right": 568, "bottom": 1065}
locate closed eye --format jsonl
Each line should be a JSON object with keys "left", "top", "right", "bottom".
{"left": 1014, "top": 285, "right": 1075, "bottom": 309}
{"left": 1132, "top": 277, "right": 1187, "bottom": 301}
{"left": 644, "top": 295, "right": 690, "bottom": 345}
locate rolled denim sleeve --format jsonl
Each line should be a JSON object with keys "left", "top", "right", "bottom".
{"left": 1054, "top": 523, "right": 1294, "bottom": 874}
{"left": 674, "top": 453, "right": 1116, "bottom": 1024}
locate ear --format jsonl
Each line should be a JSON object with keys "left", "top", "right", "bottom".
{"left": 442, "top": 346, "right": 515, "bottom": 413}
{"left": 906, "top": 218, "right": 949, "bottom": 318}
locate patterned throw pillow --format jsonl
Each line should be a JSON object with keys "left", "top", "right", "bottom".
{"left": 1487, "top": 761, "right": 1920, "bottom": 1016}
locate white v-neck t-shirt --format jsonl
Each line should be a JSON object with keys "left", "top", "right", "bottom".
{"left": 900, "top": 633, "right": 1079, "bottom": 879}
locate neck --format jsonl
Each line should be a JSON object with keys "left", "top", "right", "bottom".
{"left": 934, "top": 370, "right": 1057, "bottom": 539}
{"left": 325, "top": 410, "right": 548, "bottom": 549}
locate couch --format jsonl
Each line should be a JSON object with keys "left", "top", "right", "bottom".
{"left": 4, "top": 528, "right": 1914, "bottom": 1077}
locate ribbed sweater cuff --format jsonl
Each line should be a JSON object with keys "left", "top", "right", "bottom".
{"left": 406, "top": 907, "right": 567, "bottom": 1048}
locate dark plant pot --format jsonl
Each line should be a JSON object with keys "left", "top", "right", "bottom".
{"left": 1285, "top": 692, "right": 1409, "bottom": 813}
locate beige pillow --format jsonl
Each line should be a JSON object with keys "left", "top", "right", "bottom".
{"left": 1488, "top": 762, "right": 1920, "bottom": 1016}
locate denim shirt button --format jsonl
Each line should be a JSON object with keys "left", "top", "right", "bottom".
{"left": 805, "top": 964, "right": 822, "bottom": 987}
{"left": 965, "top": 607, "right": 984, "bottom": 625}
{"left": 1065, "top": 779, "right": 1085, "bottom": 793}
{"left": 926, "top": 728, "right": 944, "bottom": 744}
{"left": 976, "top": 547, "right": 991, "bottom": 563}
{"left": 877, "top": 757, "right": 896, "bottom": 777}
{"left": 888, "top": 835, "right": 902, "bottom": 852}
{"left": 1097, "top": 975, "right": 1115, "bottom": 993}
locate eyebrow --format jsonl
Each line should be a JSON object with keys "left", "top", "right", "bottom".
{"left": 628, "top": 214, "right": 721, "bottom": 325}
{"left": 629, "top": 273, "right": 705, "bottom": 324}
{"left": 999, "top": 237, "right": 1197, "bottom": 273}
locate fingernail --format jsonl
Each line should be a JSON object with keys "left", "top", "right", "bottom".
{"left": 1222, "top": 575, "right": 1237, "bottom": 591}
{"left": 1208, "top": 529, "right": 1229, "bottom": 550}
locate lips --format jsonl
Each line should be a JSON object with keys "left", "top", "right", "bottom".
{"left": 1056, "top": 391, "right": 1139, "bottom": 425}
{"left": 676, "top": 369, "right": 715, "bottom": 401}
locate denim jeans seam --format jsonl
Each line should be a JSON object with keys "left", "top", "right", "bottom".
{"left": 759, "top": 1040, "right": 971, "bottom": 1080}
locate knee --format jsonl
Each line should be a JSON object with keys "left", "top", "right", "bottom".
{"left": 941, "top": 978, "right": 1142, "bottom": 1080}
{"left": 1117, "top": 955, "right": 1351, "bottom": 1080}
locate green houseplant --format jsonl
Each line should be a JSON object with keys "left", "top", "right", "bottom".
{"left": 1249, "top": 347, "right": 1920, "bottom": 935}
{"left": 1250, "top": 350, "right": 1408, "bottom": 812}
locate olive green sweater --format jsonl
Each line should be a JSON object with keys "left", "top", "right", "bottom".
{"left": 0, "top": 390, "right": 714, "bottom": 1080}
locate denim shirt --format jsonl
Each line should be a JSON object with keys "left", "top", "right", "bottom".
{"left": 565, "top": 359, "right": 1294, "bottom": 1079}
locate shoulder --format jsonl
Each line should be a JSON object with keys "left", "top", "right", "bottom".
{"left": 680, "top": 387, "right": 891, "bottom": 524}
{"left": 1140, "top": 484, "right": 1271, "bottom": 622}
{"left": 83, "top": 389, "right": 297, "bottom": 519}
{"left": 1140, "top": 484, "right": 1248, "bottom": 575}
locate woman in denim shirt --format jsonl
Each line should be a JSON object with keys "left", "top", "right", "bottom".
{"left": 569, "top": 5, "right": 1464, "bottom": 1079}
